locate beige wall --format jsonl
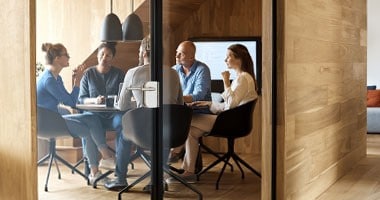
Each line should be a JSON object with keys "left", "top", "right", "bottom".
{"left": 0, "top": 1, "right": 37, "bottom": 200}
{"left": 277, "top": 0, "right": 367, "bottom": 199}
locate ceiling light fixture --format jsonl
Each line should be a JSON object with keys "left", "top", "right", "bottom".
{"left": 100, "top": 0, "right": 122, "bottom": 42}
{"left": 122, "top": 0, "right": 144, "bottom": 41}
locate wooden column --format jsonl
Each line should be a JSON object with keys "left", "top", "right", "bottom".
{"left": 277, "top": 0, "right": 367, "bottom": 199}
{"left": 0, "top": 1, "right": 38, "bottom": 200}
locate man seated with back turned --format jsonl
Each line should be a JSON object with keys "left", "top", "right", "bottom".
{"left": 104, "top": 35, "right": 184, "bottom": 191}
{"left": 170, "top": 40, "right": 212, "bottom": 162}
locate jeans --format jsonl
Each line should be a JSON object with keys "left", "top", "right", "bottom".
{"left": 115, "top": 133, "right": 132, "bottom": 182}
{"left": 63, "top": 113, "right": 108, "bottom": 168}
{"left": 82, "top": 111, "right": 131, "bottom": 180}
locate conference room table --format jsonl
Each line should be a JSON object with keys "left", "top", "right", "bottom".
{"left": 75, "top": 104, "right": 120, "bottom": 112}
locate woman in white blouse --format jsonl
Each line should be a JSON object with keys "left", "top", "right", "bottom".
{"left": 167, "top": 44, "right": 259, "bottom": 183}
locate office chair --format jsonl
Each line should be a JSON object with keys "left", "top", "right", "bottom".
{"left": 37, "top": 106, "right": 87, "bottom": 192}
{"left": 196, "top": 100, "right": 261, "bottom": 189}
{"left": 118, "top": 104, "right": 202, "bottom": 200}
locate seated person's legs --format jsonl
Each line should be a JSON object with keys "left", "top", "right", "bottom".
{"left": 183, "top": 127, "right": 204, "bottom": 173}
{"left": 104, "top": 113, "right": 132, "bottom": 191}
{"left": 166, "top": 126, "right": 203, "bottom": 184}
{"left": 63, "top": 115, "right": 106, "bottom": 183}
{"left": 65, "top": 113, "right": 115, "bottom": 170}
{"left": 168, "top": 145, "right": 185, "bottom": 163}
{"left": 105, "top": 133, "right": 131, "bottom": 191}
{"left": 167, "top": 114, "right": 216, "bottom": 184}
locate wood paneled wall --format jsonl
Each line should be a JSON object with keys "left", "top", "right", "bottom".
{"left": 165, "top": 0, "right": 263, "bottom": 155}
{"left": 164, "top": 0, "right": 262, "bottom": 67}
{"left": 36, "top": 0, "right": 144, "bottom": 89}
{"left": 80, "top": 42, "right": 141, "bottom": 73}
{"left": 0, "top": 1, "right": 37, "bottom": 200}
{"left": 261, "top": 1, "right": 273, "bottom": 199}
{"left": 277, "top": 0, "right": 367, "bottom": 199}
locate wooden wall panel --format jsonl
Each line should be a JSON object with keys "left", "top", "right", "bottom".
{"left": 261, "top": 0, "right": 273, "bottom": 199}
{"left": 277, "top": 0, "right": 367, "bottom": 199}
{"left": 80, "top": 42, "right": 141, "bottom": 73}
{"left": 167, "top": 0, "right": 263, "bottom": 155}
{"left": 0, "top": 1, "right": 37, "bottom": 200}
{"left": 36, "top": 0, "right": 145, "bottom": 88}
{"left": 164, "top": 0, "right": 262, "bottom": 67}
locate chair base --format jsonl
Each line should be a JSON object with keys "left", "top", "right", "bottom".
{"left": 197, "top": 138, "right": 234, "bottom": 178}
{"left": 38, "top": 144, "right": 87, "bottom": 192}
{"left": 117, "top": 152, "right": 203, "bottom": 200}
{"left": 197, "top": 138, "right": 261, "bottom": 190}
{"left": 72, "top": 157, "right": 90, "bottom": 177}
{"left": 117, "top": 169, "right": 203, "bottom": 200}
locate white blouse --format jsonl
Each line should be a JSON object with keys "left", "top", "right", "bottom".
{"left": 210, "top": 72, "right": 258, "bottom": 114}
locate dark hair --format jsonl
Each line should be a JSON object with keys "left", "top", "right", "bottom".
{"left": 97, "top": 42, "right": 117, "bottom": 57}
{"left": 227, "top": 44, "right": 257, "bottom": 91}
{"left": 41, "top": 43, "right": 66, "bottom": 65}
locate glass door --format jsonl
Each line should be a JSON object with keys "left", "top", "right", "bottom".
{"left": 35, "top": 0, "right": 270, "bottom": 199}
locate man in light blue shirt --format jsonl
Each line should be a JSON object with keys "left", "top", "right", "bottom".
{"left": 170, "top": 41, "right": 211, "bottom": 165}
{"left": 172, "top": 41, "right": 211, "bottom": 103}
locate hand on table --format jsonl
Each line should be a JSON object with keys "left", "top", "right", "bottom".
{"left": 188, "top": 101, "right": 211, "bottom": 107}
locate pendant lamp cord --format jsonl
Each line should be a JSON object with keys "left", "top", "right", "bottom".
{"left": 130, "top": 0, "right": 134, "bottom": 13}
{"left": 110, "top": 0, "right": 113, "bottom": 13}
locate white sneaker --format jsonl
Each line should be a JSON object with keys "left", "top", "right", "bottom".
{"left": 99, "top": 157, "right": 115, "bottom": 170}
{"left": 88, "top": 171, "right": 110, "bottom": 185}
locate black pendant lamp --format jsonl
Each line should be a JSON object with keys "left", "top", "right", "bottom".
{"left": 122, "top": 0, "right": 143, "bottom": 41}
{"left": 100, "top": 0, "right": 122, "bottom": 42}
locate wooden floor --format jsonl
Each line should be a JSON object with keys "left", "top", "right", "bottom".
{"left": 38, "top": 153, "right": 261, "bottom": 200}
{"left": 316, "top": 134, "right": 380, "bottom": 200}
{"left": 39, "top": 135, "right": 380, "bottom": 200}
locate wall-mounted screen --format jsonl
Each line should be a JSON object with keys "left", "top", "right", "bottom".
{"left": 190, "top": 37, "right": 261, "bottom": 95}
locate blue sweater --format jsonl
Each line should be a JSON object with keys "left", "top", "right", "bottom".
{"left": 37, "top": 69, "right": 79, "bottom": 113}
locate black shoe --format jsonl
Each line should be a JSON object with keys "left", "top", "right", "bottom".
{"left": 142, "top": 182, "right": 168, "bottom": 193}
{"left": 104, "top": 179, "right": 128, "bottom": 191}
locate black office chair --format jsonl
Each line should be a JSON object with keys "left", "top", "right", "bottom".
{"left": 118, "top": 104, "right": 202, "bottom": 200}
{"left": 196, "top": 100, "right": 261, "bottom": 189}
{"left": 37, "top": 106, "right": 87, "bottom": 192}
